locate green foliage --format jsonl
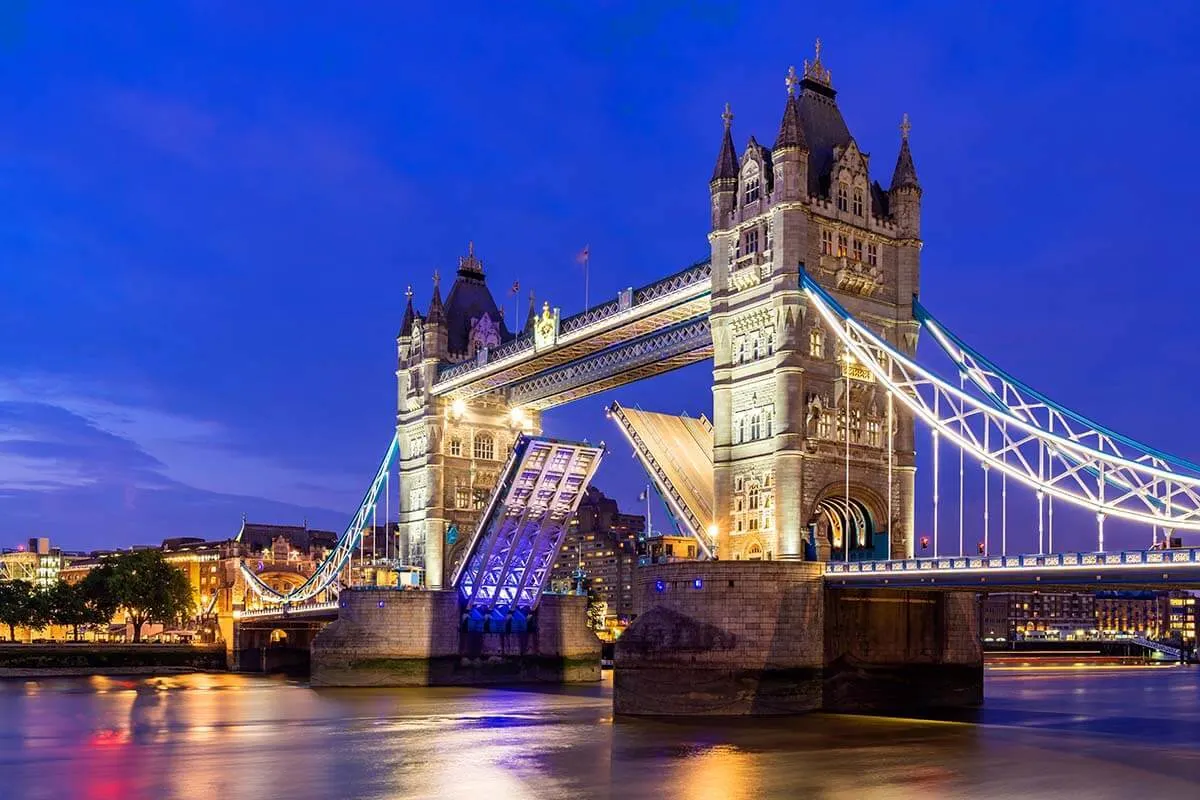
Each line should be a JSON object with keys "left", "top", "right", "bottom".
{"left": 0, "top": 580, "right": 36, "bottom": 641}
{"left": 105, "top": 550, "right": 196, "bottom": 643}
{"left": 585, "top": 586, "right": 607, "bottom": 631}
{"left": 44, "top": 580, "right": 111, "bottom": 641}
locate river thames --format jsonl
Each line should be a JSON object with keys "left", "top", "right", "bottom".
{"left": 1, "top": 665, "right": 1197, "bottom": 799}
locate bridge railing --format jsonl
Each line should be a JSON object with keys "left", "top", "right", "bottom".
{"left": 826, "top": 546, "right": 1200, "bottom": 575}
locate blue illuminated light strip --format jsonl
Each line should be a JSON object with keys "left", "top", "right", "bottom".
{"left": 240, "top": 432, "right": 400, "bottom": 604}
{"left": 800, "top": 270, "right": 1200, "bottom": 529}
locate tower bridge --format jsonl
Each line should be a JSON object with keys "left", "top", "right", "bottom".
{"left": 229, "top": 42, "right": 1200, "bottom": 712}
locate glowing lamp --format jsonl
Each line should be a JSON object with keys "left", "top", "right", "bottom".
{"left": 654, "top": 579, "right": 666, "bottom": 593}
{"left": 920, "top": 536, "right": 930, "bottom": 550}
{"left": 707, "top": 524, "right": 718, "bottom": 540}
{"left": 450, "top": 398, "right": 467, "bottom": 419}
{"left": 692, "top": 578, "right": 703, "bottom": 590}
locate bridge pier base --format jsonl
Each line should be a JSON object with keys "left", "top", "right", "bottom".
{"left": 614, "top": 562, "right": 981, "bottom": 716}
{"left": 310, "top": 588, "right": 601, "bottom": 687}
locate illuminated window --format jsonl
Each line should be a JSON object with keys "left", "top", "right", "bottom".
{"left": 817, "top": 412, "right": 831, "bottom": 439}
{"left": 852, "top": 187, "right": 864, "bottom": 216}
{"left": 868, "top": 419, "right": 881, "bottom": 447}
{"left": 867, "top": 243, "right": 878, "bottom": 266}
{"left": 837, "top": 182, "right": 848, "bottom": 212}
{"left": 448, "top": 438, "right": 462, "bottom": 457}
{"left": 455, "top": 483, "right": 470, "bottom": 509}
{"left": 473, "top": 433, "right": 495, "bottom": 460}
{"left": 821, "top": 229, "right": 833, "bottom": 255}
{"left": 837, "top": 234, "right": 848, "bottom": 257}
{"left": 852, "top": 238, "right": 863, "bottom": 261}
{"left": 809, "top": 327, "right": 824, "bottom": 358}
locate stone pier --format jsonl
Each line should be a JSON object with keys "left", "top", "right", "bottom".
{"left": 311, "top": 588, "right": 601, "bottom": 687}
{"left": 614, "top": 562, "right": 981, "bottom": 715}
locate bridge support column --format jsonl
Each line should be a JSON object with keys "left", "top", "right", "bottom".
{"left": 614, "top": 562, "right": 982, "bottom": 716}
{"left": 311, "top": 588, "right": 600, "bottom": 687}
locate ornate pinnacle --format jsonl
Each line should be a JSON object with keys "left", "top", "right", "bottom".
{"left": 803, "top": 37, "right": 832, "bottom": 87}
{"left": 405, "top": 285, "right": 413, "bottom": 300}
{"left": 786, "top": 65, "right": 799, "bottom": 96}
{"left": 433, "top": 269, "right": 440, "bottom": 288}
{"left": 722, "top": 102, "right": 733, "bottom": 129}
{"left": 900, "top": 112, "right": 911, "bottom": 141}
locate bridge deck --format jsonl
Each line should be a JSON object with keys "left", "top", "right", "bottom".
{"left": 608, "top": 402, "right": 714, "bottom": 555}
{"left": 452, "top": 435, "right": 605, "bottom": 613}
{"left": 825, "top": 547, "right": 1200, "bottom": 590}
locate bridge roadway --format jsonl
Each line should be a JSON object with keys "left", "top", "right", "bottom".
{"left": 826, "top": 546, "right": 1200, "bottom": 590}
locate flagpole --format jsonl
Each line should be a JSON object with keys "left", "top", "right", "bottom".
{"left": 584, "top": 250, "right": 589, "bottom": 310}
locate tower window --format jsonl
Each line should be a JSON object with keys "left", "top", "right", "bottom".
{"left": 765, "top": 328, "right": 775, "bottom": 356}
{"left": 744, "top": 175, "right": 760, "bottom": 204}
{"left": 748, "top": 484, "right": 761, "bottom": 511}
{"left": 744, "top": 228, "right": 759, "bottom": 255}
{"left": 837, "top": 183, "right": 848, "bottom": 212}
{"left": 455, "top": 484, "right": 470, "bottom": 509}
{"left": 449, "top": 438, "right": 462, "bottom": 457}
{"left": 868, "top": 419, "right": 881, "bottom": 447}
{"left": 818, "top": 413, "right": 831, "bottom": 439}
{"left": 853, "top": 188, "right": 864, "bottom": 217}
{"left": 736, "top": 337, "right": 747, "bottom": 364}
{"left": 751, "top": 334, "right": 760, "bottom": 360}
{"left": 867, "top": 243, "right": 878, "bottom": 267}
{"left": 809, "top": 327, "right": 824, "bottom": 358}
{"left": 765, "top": 409, "right": 773, "bottom": 437}
{"left": 821, "top": 230, "right": 833, "bottom": 255}
{"left": 473, "top": 432, "right": 495, "bottom": 460}
{"left": 765, "top": 220, "right": 774, "bottom": 251}
{"left": 837, "top": 234, "right": 848, "bottom": 258}
{"left": 852, "top": 238, "right": 863, "bottom": 262}
{"left": 750, "top": 413, "right": 761, "bottom": 440}
{"left": 472, "top": 488, "right": 487, "bottom": 509}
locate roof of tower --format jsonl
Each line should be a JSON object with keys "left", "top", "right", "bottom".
{"left": 441, "top": 242, "right": 512, "bottom": 354}
{"left": 398, "top": 286, "right": 417, "bottom": 338}
{"left": 427, "top": 271, "right": 444, "bottom": 324}
{"left": 794, "top": 40, "right": 852, "bottom": 197}
{"left": 711, "top": 103, "right": 739, "bottom": 182}
{"left": 524, "top": 290, "right": 537, "bottom": 332}
{"left": 774, "top": 66, "right": 808, "bottom": 151}
{"left": 890, "top": 114, "right": 920, "bottom": 190}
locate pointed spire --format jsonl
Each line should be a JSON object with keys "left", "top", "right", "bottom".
{"left": 890, "top": 113, "right": 920, "bottom": 190}
{"left": 711, "top": 103, "right": 738, "bottom": 183}
{"left": 524, "top": 289, "right": 537, "bottom": 332}
{"left": 399, "top": 285, "right": 416, "bottom": 337}
{"left": 774, "top": 66, "right": 808, "bottom": 151}
{"left": 427, "top": 269, "right": 444, "bottom": 323}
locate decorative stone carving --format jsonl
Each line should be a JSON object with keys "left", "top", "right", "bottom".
{"left": 533, "top": 301, "right": 560, "bottom": 351}
{"left": 469, "top": 312, "right": 501, "bottom": 355}
{"left": 833, "top": 257, "right": 883, "bottom": 297}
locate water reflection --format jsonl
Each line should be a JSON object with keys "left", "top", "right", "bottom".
{"left": 0, "top": 667, "right": 1198, "bottom": 799}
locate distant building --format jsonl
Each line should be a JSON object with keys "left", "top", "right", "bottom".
{"left": 0, "top": 538, "right": 71, "bottom": 587}
{"left": 549, "top": 487, "right": 644, "bottom": 628}
{"left": 1165, "top": 591, "right": 1197, "bottom": 644}
{"left": 980, "top": 592, "right": 1097, "bottom": 641}
{"left": 638, "top": 531, "right": 701, "bottom": 566}
{"left": 1095, "top": 591, "right": 1165, "bottom": 639}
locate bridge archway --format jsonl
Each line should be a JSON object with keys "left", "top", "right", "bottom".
{"left": 810, "top": 485, "right": 886, "bottom": 561}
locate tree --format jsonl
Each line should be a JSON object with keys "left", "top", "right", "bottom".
{"left": 0, "top": 580, "right": 36, "bottom": 642}
{"left": 585, "top": 586, "right": 607, "bottom": 632}
{"left": 45, "top": 580, "right": 108, "bottom": 642}
{"left": 79, "top": 563, "right": 120, "bottom": 636}
{"left": 107, "top": 551, "right": 195, "bottom": 643}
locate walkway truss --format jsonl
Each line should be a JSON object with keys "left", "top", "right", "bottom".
{"left": 802, "top": 271, "right": 1200, "bottom": 540}
{"left": 452, "top": 436, "right": 605, "bottom": 615}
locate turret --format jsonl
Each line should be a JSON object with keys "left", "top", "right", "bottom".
{"left": 423, "top": 270, "right": 448, "bottom": 361}
{"left": 889, "top": 113, "right": 921, "bottom": 238}
{"left": 709, "top": 103, "right": 738, "bottom": 230}
{"left": 771, "top": 66, "right": 809, "bottom": 203}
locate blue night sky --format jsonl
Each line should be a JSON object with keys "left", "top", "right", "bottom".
{"left": 2, "top": 2, "right": 1199, "bottom": 554}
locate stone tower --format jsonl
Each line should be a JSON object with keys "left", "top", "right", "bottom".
{"left": 395, "top": 244, "right": 542, "bottom": 588}
{"left": 708, "top": 42, "right": 921, "bottom": 563}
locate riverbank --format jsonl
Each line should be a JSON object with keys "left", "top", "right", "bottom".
{"left": 0, "top": 643, "right": 225, "bottom": 678}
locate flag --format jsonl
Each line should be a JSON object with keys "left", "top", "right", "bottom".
{"left": 508, "top": 280, "right": 520, "bottom": 296}
{"left": 576, "top": 245, "right": 590, "bottom": 265}
{"left": 638, "top": 488, "right": 647, "bottom": 502}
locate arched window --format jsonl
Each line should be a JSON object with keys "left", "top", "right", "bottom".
{"left": 852, "top": 187, "right": 864, "bottom": 217}
{"left": 837, "top": 182, "right": 849, "bottom": 212}
{"left": 764, "top": 409, "right": 773, "bottom": 438}
{"left": 748, "top": 483, "right": 760, "bottom": 511}
{"left": 736, "top": 416, "right": 745, "bottom": 444}
{"left": 455, "top": 480, "right": 470, "bottom": 509}
{"left": 473, "top": 432, "right": 494, "bottom": 460}
{"left": 818, "top": 413, "right": 831, "bottom": 439}
{"left": 747, "top": 543, "right": 764, "bottom": 561}
{"left": 750, "top": 413, "right": 761, "bottom": 440}
{"left": 837, "top": 233, "right": 848, "bottom": 257}
{"left": 765, "top": 328, "right": 775, "bottom": 356}
{"left": 809, "top": 327, "right": 824, "bottom": 358}
{"left": 448, "top": 437, "right": 462, "bottom": 457}
{"left": 751, "top": 334, "right": 760, "bottom": 360}
{"left": 743, "top": 163, "right": 761, "bottom": 204}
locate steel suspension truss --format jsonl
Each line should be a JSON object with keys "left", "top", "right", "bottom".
{"left": 801, "top": 271, "right": 1200, "bottom": 533}
{"left": 239, "top": 432, "right": 401, "bottom": 604}
{"left": 916, "top": 298, "right": 1200, "bottom": 530}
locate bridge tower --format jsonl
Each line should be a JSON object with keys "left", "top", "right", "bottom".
{"left": 395, "top": 244, "right": 542, "bottom": 588}
{"left": 708, "top": 42, "right": 921, "bottom": 562}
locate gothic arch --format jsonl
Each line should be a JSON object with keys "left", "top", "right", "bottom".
{"left": 809, "top": 482, "right": 887, "bottom": 552}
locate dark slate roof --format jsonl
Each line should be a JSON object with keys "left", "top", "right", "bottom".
{"left": 870, "top": 180, "right": 890, "bottom": 218}
{"left": 796, "top": 84, "right": 852, "bottom": 198}
{"left": 890, "top": 137, "right": 919, "bottom": 190}
{"left": 773, "top": 93, "right": 808, "bottom": 151}
{"left": 442, "top": 245, "right": 511, "bottom": 355}
{"left": 238, "top": 523, "right": 338, "bottom": 553}
{"left": 427, "top": 280, "right": 444, "bottom": 324}
{"left": 711, "top": 119, "right": 738, "bottom": 182}
{"left": 398, "top": 293, "right": 416, "bottom": 338}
